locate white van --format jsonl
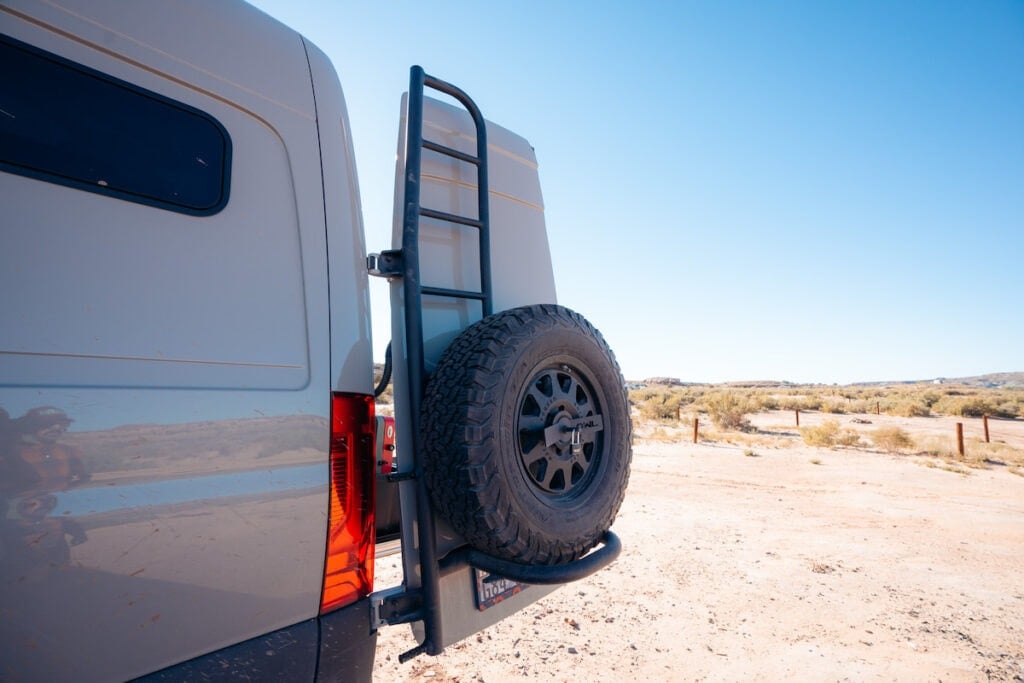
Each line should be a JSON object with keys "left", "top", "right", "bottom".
{"left": 0, "top": 2, "right": 632, "bottom": 680}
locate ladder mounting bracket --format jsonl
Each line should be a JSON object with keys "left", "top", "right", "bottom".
{"left": 367, "top": 250, "right": 404, "bottom": 279}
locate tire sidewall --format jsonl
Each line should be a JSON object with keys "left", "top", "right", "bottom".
{"left": 494, "top": 322, "right": 630, "bottom": 542}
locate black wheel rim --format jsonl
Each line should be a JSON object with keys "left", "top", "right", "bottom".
{"left": 516, "top": 362, "right": 604, "bottom": 501}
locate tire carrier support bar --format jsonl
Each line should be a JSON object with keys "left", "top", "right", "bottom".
{"left": 399, "top": 65, "right": 492, "bottom": 661}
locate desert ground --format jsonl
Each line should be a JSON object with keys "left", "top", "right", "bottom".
{"left": 373, "top": 411, "right": 1024, "bottom": 682}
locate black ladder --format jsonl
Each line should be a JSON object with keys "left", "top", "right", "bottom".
{"left": 371, "top": 66, "right": 621, "bottom": 663}
{"left": 392, "top": 65, "right": 493, "bottom": 661}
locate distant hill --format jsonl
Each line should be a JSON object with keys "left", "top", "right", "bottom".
{"left": 628, "top": 372, "right": 1024, "bottom": 389}
{"left": 930, "top": 372, "right": 1024, "bottom": 388}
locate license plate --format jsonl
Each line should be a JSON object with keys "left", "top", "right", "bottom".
{"left": 473, "top": 569, "right": 528, "bottom": 611}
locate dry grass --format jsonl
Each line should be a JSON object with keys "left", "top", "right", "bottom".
{"left": 646, "top": 426, "right": 685, "bottom": 443}
{"left": 629, "top": 382, "right": 1023, "bottom": 421}
{"left": 922, "top": 459, "right": 972, "bottom": 476}
{"left": 800, "top": 420, "right": 862, "bottom": 448}
{"left": 630, "top": 382, "right": 1024, "bottom": 479}
{"left": 870, "top": 426, "right": 915, "bottom": 453}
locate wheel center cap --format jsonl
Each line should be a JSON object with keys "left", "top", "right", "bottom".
{"left": 543, "top": 412, "right": 605, "bottom": 452}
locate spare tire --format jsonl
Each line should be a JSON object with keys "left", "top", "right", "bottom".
{"left": 422, "top": 304, "right": 632, "bottom": 565}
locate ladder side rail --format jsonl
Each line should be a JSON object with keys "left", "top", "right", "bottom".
{"left": 400, "top": 65, "right": 445, "bottom": 658}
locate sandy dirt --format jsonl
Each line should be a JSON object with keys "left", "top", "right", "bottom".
{"left": 373, "top": 412, "right": 1024, "bottom": 682}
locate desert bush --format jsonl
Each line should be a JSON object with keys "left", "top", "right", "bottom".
{"left": 844, "top": 398, "right": 874, "bottom": 414}
{"left": 996, "top": 402, "right": 1021, "bottom": 418}
{"left": 819, "top": 400, "right": 846, "bottom": 414}
{"left": 958, "top": 397, "right": 999, "bottom": 417}
{"left": 704, "top": 391, "right": 753, "bottom": 431}
{"left": 800, "top": 419, "right": 861, "bottom": 447}
{"left": 778, "top": 395, "right": 821, "bottom": 411}
{"left": 776, "top": 396, "right": 800, "bottom": 411}
{"left": 888, "top": 400, "right": 930, "bottom": 418}
{"left": 834, "top": 429, "right": 863, "bottom": 447}
{"left": 631, "top": 387, "right": 690, "bottom": 421}
{"left": 971, "top": 441, "right": 1024, "bottom": 467}
{"left": 871, "top": 427, "right": 914, "bottom": 452}
{"left": 931, "top": 395, "right": 1001, "bottom": 418}
{"left": 916, "top": 435, "right": 956, "bottom": 458}
{"left": 801, "top": 420, "right": 839, "bottom": 447}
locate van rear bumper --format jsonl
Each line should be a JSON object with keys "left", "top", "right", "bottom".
{"left": 133, "top": 598, "right": 377, "bottom": 682}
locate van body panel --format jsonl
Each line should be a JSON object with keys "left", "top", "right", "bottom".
{"left": 304, "top": 39, "right": 374, "bottom": 395}
{"left": 0, "top": 2, "right": 343, "bottom": 680}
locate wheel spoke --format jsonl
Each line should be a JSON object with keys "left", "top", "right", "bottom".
{"left": 526, "top": 383, "right": 552, "bottom": 410}
{"left": 521, "top": 440, "right": 548, "bottom": 466}
{"left": 547, "top": 461, "right": 573, "bottom": 491}
{"left": 575, "top": 382, "right": 590, "bottom": 409}
{"left": 517, "top": 413, "right": 546, "bottom": 433}
{"left": 554, "top": 373, "right": 577, "bottom": 403}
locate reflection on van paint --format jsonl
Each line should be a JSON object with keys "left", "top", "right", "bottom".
{"left": 1, "top": 403, "right": 331, "bottom": 680}
{"left": 0, "top": 406, "right": 89, "bottom": 497}
{"left": 49, "top": 463, "right": 325, "bottom": 517}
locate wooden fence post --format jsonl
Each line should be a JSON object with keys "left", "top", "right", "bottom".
{"left": 795, "top": 409, "right": 800, "bottom": 427}
{"left": 693, "top": 417, "right": 699, "bottom": 444}
{"left": 876, "top": 401, "right": 880, "bottom": 416}
{"left": 983, "top": 415, "right": 990, "bottom": 443}
{"left": 956, "top": 422, "right": 965, "bottom": 458}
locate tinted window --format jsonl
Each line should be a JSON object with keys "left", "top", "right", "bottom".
{"left": 0, "top": 34, "right": 230, "bottom": 215}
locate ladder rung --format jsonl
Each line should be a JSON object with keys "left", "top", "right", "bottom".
{"left": 422, "top": 285, "right": 487, "bottom": 301}
{"left": 423, "top": 139, "right": 481, "bottom": 166}
{"left": 421, "top": 207, "right": 483, "bottom": 229}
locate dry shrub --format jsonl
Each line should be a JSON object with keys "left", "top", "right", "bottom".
{"left": 932, "top": 395, "right": 1016, "bottom": 418}
{"left": 779, "top": 395, "right": 821, "bottom": 411}
{"left": 819, "top": 400, "right": 846, "bottom": 414}
{"left": 916, "top": 435, "right": 957, "bottom": 458}
{"left": 704, "top": 391, "right": 753, "bottom": 431}
{"left": 847, "top": 399, "right": 877, "bottom": 414}
{"left": 871, "top": 426, "right": 914, "bottom": 452}
{"left": 963, "top": 440, "right": 1024, "bottom": 468}
{"left": 802, "top": 420, "right": 839, "bottom": 447}
{"left": 889, "top": 400, "right": 930, "bottom": 418}
{"left": 800, "top": 419, "right": 860, "bottom": 448}
{"left": 631, "top": 387, "right": 688, "bottom": 422}
{"left": 834, "top": 429, "right": 863, "bottom": 447}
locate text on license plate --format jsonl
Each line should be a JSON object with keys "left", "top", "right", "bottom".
{"left": 473, "top": 569, "right": 528, "bottom": 611}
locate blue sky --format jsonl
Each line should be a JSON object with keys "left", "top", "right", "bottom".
{"left": 250, "top": 1, "right": 1023, "bottom": 384}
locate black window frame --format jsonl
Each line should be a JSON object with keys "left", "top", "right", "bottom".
{"left": 0, "top": 33, "right": 232, "bottom": 216}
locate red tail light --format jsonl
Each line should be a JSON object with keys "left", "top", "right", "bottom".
{"left": 321, "top": 392, "right": 376, "bottom": 613}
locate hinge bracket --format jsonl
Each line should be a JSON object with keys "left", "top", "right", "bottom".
{"left": 367, "top": 250, "right": 404, "bottom": 278}
{"left": 376, "top": 588, "right": 424, "bottom": 626}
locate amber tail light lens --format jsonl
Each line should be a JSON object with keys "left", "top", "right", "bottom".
{"left": 321, "top": 392, "right": 376, "bottom": 613}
